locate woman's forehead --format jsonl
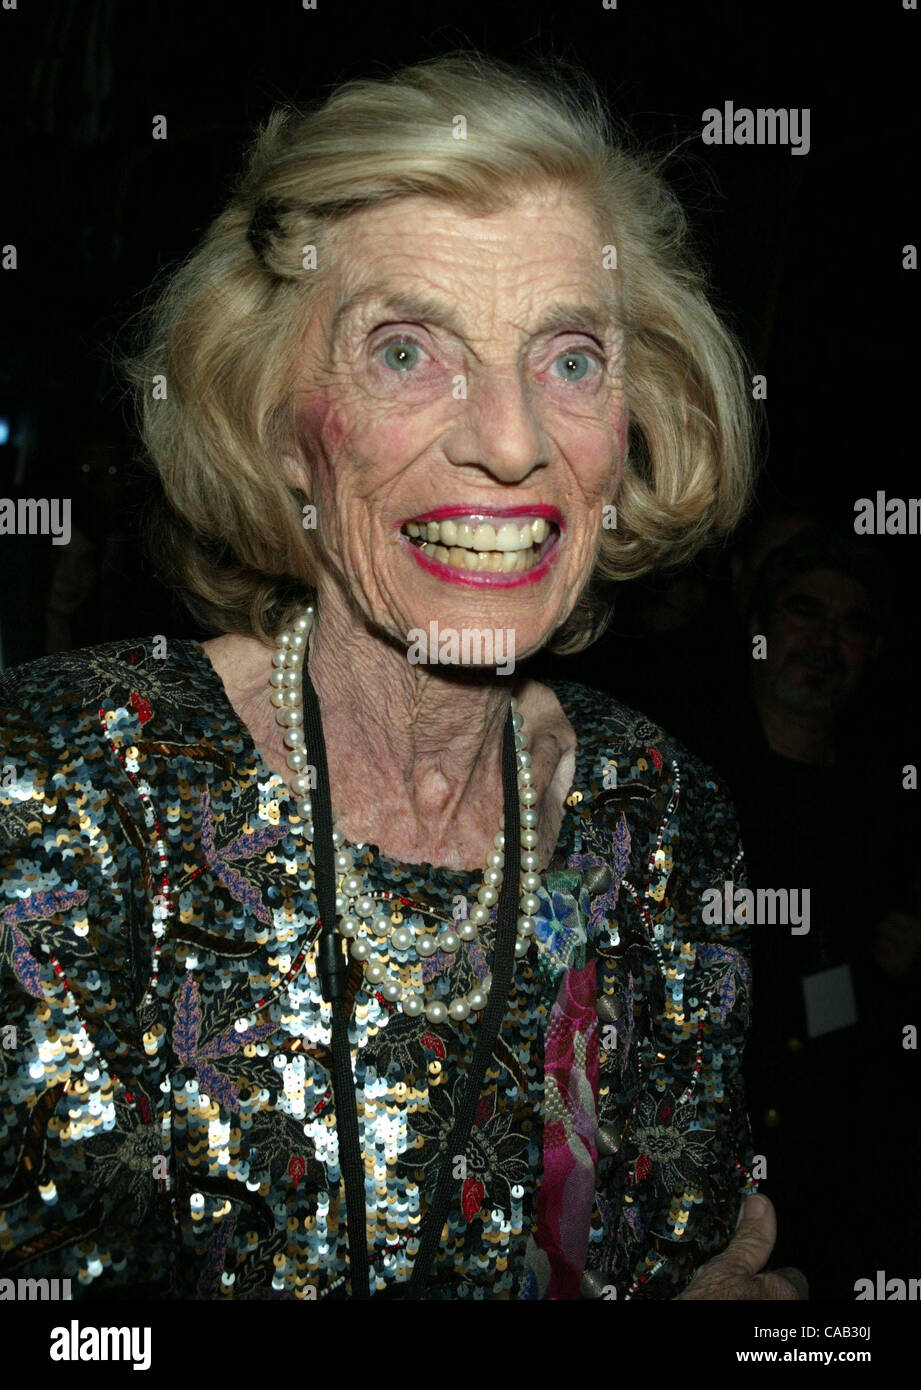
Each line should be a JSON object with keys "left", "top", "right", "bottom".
{"left": 318, "top": 195, "right": 618, "bottom": 343}
{"left": 325, "top": 187, "right": 605, "bottom": 263}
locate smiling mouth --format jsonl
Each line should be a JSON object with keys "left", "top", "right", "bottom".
{"left": 400, "top": 514, "right": 558, "bottom": 574}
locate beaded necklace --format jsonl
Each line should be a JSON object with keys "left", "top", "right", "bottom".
{"left": 269, "top": 604, "right": 541, "bottom": 1021}
{"left": 269, "top": 604, "right": 530, "bottom": 1296}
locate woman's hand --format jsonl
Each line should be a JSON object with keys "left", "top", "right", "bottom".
{"left": 675, "top": 1194, "right": 808, "bottom": 1300}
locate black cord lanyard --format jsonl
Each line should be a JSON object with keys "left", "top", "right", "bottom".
{"left": 301, "top": 662, "right": 521, "bottom": 1300}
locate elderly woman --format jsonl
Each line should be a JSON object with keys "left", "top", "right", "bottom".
{"left": 0, "top": 54, "right": 804, "bottom": 1301}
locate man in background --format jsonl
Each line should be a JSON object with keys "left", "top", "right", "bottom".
{"left": 686, "top": 522, "right": 919, "bottom": 1297}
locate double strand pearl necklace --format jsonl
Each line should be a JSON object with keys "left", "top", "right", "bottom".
{"left": 268, "top": 605, "right": 542, "bottom": 1024}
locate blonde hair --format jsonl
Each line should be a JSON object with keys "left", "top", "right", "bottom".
{"left": 123, "top": 50, "right": 757, "bottom": 653}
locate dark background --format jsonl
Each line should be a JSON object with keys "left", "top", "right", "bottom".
{"left": 0, "top": 0, "right": 918, "bottom": 1305}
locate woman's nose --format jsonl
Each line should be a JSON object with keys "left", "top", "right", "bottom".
{"left": 445, "top": 368, "right": 549, "bottom": 484}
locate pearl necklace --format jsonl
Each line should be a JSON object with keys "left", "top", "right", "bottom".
{"left": 269, "top": 605, "right": 541, "bottom": 1023}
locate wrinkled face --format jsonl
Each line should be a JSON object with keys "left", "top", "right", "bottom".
{"left": 288, "top": 184, "right": 626, "bottom": 665}
{"left": 753, "top": 569, "right": 878, "bottom": 714}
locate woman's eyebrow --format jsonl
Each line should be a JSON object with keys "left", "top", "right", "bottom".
{"left": 330, "top": 286, "right": 619, "bottom": 346}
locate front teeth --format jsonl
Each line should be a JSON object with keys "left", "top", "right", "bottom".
{"left": 404, "top": 514, "right": 554, "bottom": 573}
{"left": 405, "top": 516, "right": 550, "bottom": 550}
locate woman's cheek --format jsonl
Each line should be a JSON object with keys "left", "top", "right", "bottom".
{"left": 294, "top": 390, "right": 354, "bottom": 485}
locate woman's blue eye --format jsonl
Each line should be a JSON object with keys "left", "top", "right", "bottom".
{"left": 552, "top": 350, "right": 597, "bottom": 382}
{"left": 381, "top": 339, "right": 422, "bottom": 371}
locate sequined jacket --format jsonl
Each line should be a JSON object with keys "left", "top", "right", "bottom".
{"left": 0, "top": 638, "right": 757, "bottom": 1299}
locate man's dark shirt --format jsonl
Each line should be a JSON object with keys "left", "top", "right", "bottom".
{"left": 671, "top": 678, "right": 918, "bottom": 1298}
